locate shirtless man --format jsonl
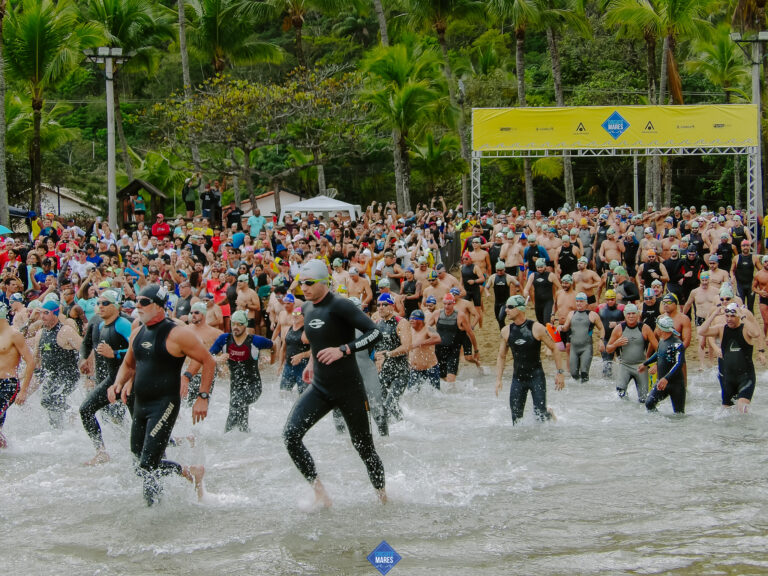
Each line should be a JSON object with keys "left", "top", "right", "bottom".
{"left": 0, "top": 302, "right": 35, "bottom": 448}
{"left": 347, "top": 267, "right": 373, "bottom": 310}
{"left": 407, "top": 309, "right": 443, "bottom": 390}
{"left": 331, "top": 258, "right": 351, "bottom": 293}
{"left": 183, "top": 301, "right": 223, "bottom": 403}
{"left": 752, "top": 256, "right": 768, "bottom": 336}
{"left": 235, "top": 274, "right": 261, "bottom": 334}
{"left": 468, "top": 237, "right": 492, "bottom": 277}
{"left": 553, "top": 275, "right": 577, "bottom": 355}
{"left": 275, "top": 293, "right": 298, "bottom": 340}
{"left": 573, "top": 256, "right": 602, "bottom": 310}
{"left": 682, "top": 271, "right": 718, "bottom": 363}
{"left": 9, "top": 294, "right": 28, "bottom": 332}
{"left": 413, "top": 257, "right": 432, "bottom": 286}
{"left": 637, "top": 227, "right": 663, "bottom": 263}
{"left": 500, "top": 231, "right": 525, "bottom": 285}
{"left": 705, "top": 253, "right": 730, "bottom": 291}
{"left": 204, "top": 294, "right": 224, "bottom": 329}
{"left": 598, "top": 228, "right": 625, "bottom": 272}
{"left": 436, "top": 263, "right": 464, "bottom": 296}
{"left": 422, "top": 270, "right": 450, "bottom": 306}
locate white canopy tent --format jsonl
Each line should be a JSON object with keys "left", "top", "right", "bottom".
{"left": 279, "top": 194, "right": 360, "bottom": 222}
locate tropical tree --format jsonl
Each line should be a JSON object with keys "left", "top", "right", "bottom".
{"left": 537, "top": 0, "right": 590, "bottom": 207}
{"left": 410, "top": 132, "right": 465, "bottom": 198}
{"left": 0, "top": 0, "right": 9, "bottom": 225}
{"left": 363, "top": 41, "right": 448, "bottom": 213}
{"left": 487, "top": 0, "right": 541, "bottom": 210}
{"left": 6, "top": 96, "right": 79, "bottom": 163}
{"left": 185, "top": 0, "right": 283, "bottom": 74}
{"left": 81, "top": 0, "right": 175, "bottom": 181}
{"left": 402, "top": 0, "right": 485, "bottom": 210}
{"left": 4, "top": 0, "right": 105, "bottom": 212}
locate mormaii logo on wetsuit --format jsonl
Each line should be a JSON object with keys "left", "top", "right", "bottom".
{"left": 514, "top": 339, "right": 527, "bottom": 345}
{"left": 308, "top": 319, "right": 325, "bottom": 329}
{"left": 367, "top": 541, "right": 401, "bottom": 575}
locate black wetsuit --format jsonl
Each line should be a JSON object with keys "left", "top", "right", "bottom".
{"left": 492, "top": 273, "right": 512, "bottom": 328}
{"left": 175, "top": 296, "right": 192, "bottom": 320}
{"left": 39, "top": 323, "right": 80, "bottom": 428}
{"left": 641, "top": 301, "right": 661, "bottom": 330}
{"left": 435, "top": 309, "right": 461, "bottom": 378}
{"left": 558, "top": 245, "right": 578, "bottom": 276}
{"left": 733, "top": 254, "right": 756, "bottom": 311}
{"left": 280, "top": 326, "right": 310, "bottom": 393}
{"left": 210, "top": 332, "right": 273, "bottom": 432}
{"left": 130, "top": 318, "right": 186, "bottom": 505}
{"left": 400, "top": 279, "right": 419, "bottom": 318}
{"left": 644, "top": 334, "right": 686, "bottom": 413}
{"left": 282, "top": 292, "right": 384, "bottom": 490}
{"left": 461, "top": 263, "right": 482, "bottom": 306}
{"left": 79, "top": 315, "right": 132, "bottom": 449}
{"left": 664, "top": 257, "right": 684, "bottom": 300}
{"left": 720, "top": 324, "right": 756, "bottom": 406}
{"left": 599, "top": 303, "right": 625, "bottom": 375}
{"left": 374, "top": 315, "right": 409, "bottom": 422}
{"left": 716, "top": 242, "right": 735, "bottom": 271}
{"left": 506, "top": 319, "right": 551, "bottom": 423}
{"left": 532, "top": 271, "right": 554, "bottom": 324}
{"left": 640, "top": 261, "right": 661, "bottom": 290}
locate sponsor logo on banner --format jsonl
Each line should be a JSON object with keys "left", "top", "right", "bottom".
{"left": 601, "top": 111, "right": 630, "bottom": 139}
{"left": 643, "top": 121, "right": 656, "bottom": 133}
{"left": 575, "top": 122, "right": 587, "bottom": 133}
{"left": 367, "top": 541, "right": 402, "bottom": 575}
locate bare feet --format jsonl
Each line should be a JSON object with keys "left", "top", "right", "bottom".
{"left": 547, "top": 407, "right": 557, "bottom": 422}
{"left": 84, "top": 450, "right": 110, "bottom": 466}
{"left": 190, "top": 465, "right": 205, "bottom": 500}
{"left": 377, "top": 488, "right": 388, "bottom": 504}
{"left": 312, "top": 479, "right": 332, "bottom": 508}
{"left": 0, "top": 430, "right": 6, "bottom": 449}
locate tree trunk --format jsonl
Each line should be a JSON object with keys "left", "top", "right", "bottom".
{"left": 654, "top": 34, "right": 671, "bottom": 207}
{"left": 229, "top": 148, "right": 240, "bottom": 208}
{"left": 516, "top": 27, "right": 535, "bottom": 209}
{"left": 113, "top": 87, "right": 133, "bottom": 181}
{"left": 272, "top": 176, "right": 282, "bottom": 222}
{"left": 294, "top": 20, "right": 306, "bottom": 68}
{"left": 313, "top": 149, "right": 325, "bottom": 194}
{"left": 372, "top": 0, "right": 389, "bottom": 47}
{"left": 663, "top": 157, "right": 672, "bottom": 206}
{"left": 546, "top": 27, "right": 574, "bottom": 206}
{"left": 645, "top": 156, "right": 652, "bottom": 206}
{"left": 437, "top": 30, "right": 470, "bottom": 214}
{"left": 734, "top": 156, "right": 742, "bottom": 210}
{"left": 0, "top": 0, "right": 9, "bottom": 226}
{"left": 399, "top": 132, "right": 412, "bottom": 213}
{"left": 178, "top": 0, "right": 202, "bottom": 174}
{"left": 243, "top": 146, "right": 254, "bottom": 202}
{"left": 645, "top": 33, "right": 657, "bottom": 104}
{"left": 31, "top": 101, "right": 42, "bottom": 214}
{"left": 392, "top": 127, "right": 404, "bottom": 211}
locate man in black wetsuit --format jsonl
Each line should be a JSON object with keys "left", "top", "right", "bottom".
{"left": 107, "top": 284, "right": 215, "bottom": 505}
{"left": 639, "top": 316, "right": 686, "bottom": 414}
{"left": 495, "top": 295, "right": 566, "bottom": 423}
{"left": 78, "top": 289, "right": 132, "bottom": 465}
{"left": 282, "top": 259, "right": 386, "bottom": 506}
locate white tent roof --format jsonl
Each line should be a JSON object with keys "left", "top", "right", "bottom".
{"left": 279, "top": 194, "right": 359, "bottom": 222}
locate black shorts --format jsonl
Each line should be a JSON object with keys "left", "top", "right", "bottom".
{"left": 721, "top": 371, "right": 756, "bottom": 405}
{"left": 436, "top": 344, "right": 461, "bottom": 377}
{"left": 464, "top": 289, "right": 481, "bottom": 306}
{"left": 134, "top": 209, "right": 145, "bottom": 215}
{"left": 184, "top": 200, "right": 196, "bottom": 212}
{"left": 695, "top": 316, "right": 705, "bottom": 327}
{"left": 560, "top": 330, "right": 570, "bottom": 345}
{"left": 587, "top": 295, "right": 596, "bottom": 305}
{"left": 247, "top": 318, "right": 257, "bottom": 329}
{"left": 761, "top": 296, "right": 768, "bottom": 306}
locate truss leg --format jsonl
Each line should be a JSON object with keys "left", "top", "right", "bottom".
{"left": 747, "top": 150, "right": 760, "bottom": 251}
{"left": 471, "top": 154, "right": 481, "bottom": 212}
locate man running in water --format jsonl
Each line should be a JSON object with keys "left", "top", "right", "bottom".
{"left": 108, "top": 284, "right": 214, "bottom": 505}
{"left": 699, "top": 302, "right": 763, "bottom": 413}
{"left": 0, "top": 302, "right": 35, "bottom": 448}
{"left": 279, "top": 305, "right": 311, "bottom": 394}
{"left": 524, "top": 258, "right": 559, "bottom": 325}
{"left": 183, "top": 302, "right": 222, "bottom": 404}
{"left": 605, "top": 303, "right": 657, "bottom": 401}
{"left": 560, "top": 292, "right": 604, "bottom": 383}
{"left": 433, "top": 294, "right": 477, "bottom": 386}
{"left": 282, "top": 260, "right": 386, "bottom": 506}
{"left": 185, "top": 310, "right": 274, "bottom": 432}
{"left": 78, "top": 290, "right": 132, "bottom": 464}
{"left": 495, "top": 295, "right": 566, "bottom": 423}
{"left": 32, "top": 300, "right": 82, "bottom": 428}
{"left": 640, "top": 315, "right": 686, "bottom": 414}
{"left": 373, "top": 293, "right": 412, "bottom": 424}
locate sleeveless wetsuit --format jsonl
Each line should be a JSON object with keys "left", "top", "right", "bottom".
{"left": 558, "top": 245, "right": 578, "bottom": 276}
{"left": 79, "top": 315, "right": 132, "bottom": 448}
{"left": 435, "top": 309, "right": 461, "bottom": 378}
{"left": 644, "top": 335, "right": 686, "bottom": 413}
{"left": 615, "top": 322, "right": 649, "bottom": 401}
{"left": 568, "top": 310, "right": 594, "bottom": 382}
{"left": 39, "top": 323, "right": 80, "bottom": 428}
{"left": 506, "top": 319, "right": 551, "bottom": 423}
{"left": 641, "top": 301, "right": 661, "bottom": 330}
{"left": 461, "top": 263, "right": 482, "bottom": 306}
{"left": 130, "top": 318, "right": 186, "bottom": 505}
{"left": 532, "top": 272, "right": 554, "bottom": 325}
{"left": 720, "top": 324, "right": 756, "bottom": 406}
{"left": 375, "top": 315, "right": 409, "bottom": 423}
{"left": 280, "top": 326, "right": 310, "bottom": 393}
{"left": 492, "top": 273, "right": 511, "bottom": 328}
{"left": 210, "top": 332, "right": 273, "bottom": 431}
{"left": 598, "top": 303, "right": 625, "bottom": 373}
{"left": 282, "top": 292, "right": 385, "bottom": 490}
{"left": 734, "top": 254, "right": 756, "bottom": 311}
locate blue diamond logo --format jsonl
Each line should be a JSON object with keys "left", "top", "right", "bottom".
{"left": 601, "top": 111, "right": 630, "bottom": 140}
{"left": 367, "top": 540, "right": 401, "bottom": 575}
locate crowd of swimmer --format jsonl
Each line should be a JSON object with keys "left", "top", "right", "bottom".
{"left": 0, "top": 200, "right": 764, "bottom": 502}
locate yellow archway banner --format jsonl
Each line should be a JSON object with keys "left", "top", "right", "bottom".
{"left": 472, "top": 105, "right": 759, "bottom": 151}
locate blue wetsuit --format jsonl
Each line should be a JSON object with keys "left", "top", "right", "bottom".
{"left": 644, "top": 334, "right": 686, "bottom": 413}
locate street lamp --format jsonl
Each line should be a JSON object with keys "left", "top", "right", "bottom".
{"left": 84, "top": 47, "right": 132, "bottom": 231}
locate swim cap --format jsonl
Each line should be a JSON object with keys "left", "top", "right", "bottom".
{"left": 43, "top": 293, "right": 60, "bottom": 303}
{"left": 231, "top": 310, "right": 248, "bottom": 325}
{"left": 496, "top": 261, "right": 506, "bottom": 270}
{"left": 719, "top": 285, "right": 734, "bottom": 298}
{"left": 348, "top": 266, "right": 359, "bottom": 276}
{"left": 191, "top": 302, "right": 207, "bottom": 314}
{"left": 609, "top": 260, "right": 620, "bottom": 270}
{"left": 28, "top": 300, "right": 42, "bottom": 310}
{"left": 643, "top": 288, "right": 655, "bottom": 298}
{"left": 623, "top": 303, "right": 639, "bottom": 314}
{"left": 708, "top": 254, "right": 719, "bottom": 262}
{"left": 409, "top": 310, "right": 425, "bottom": 321}
{"left": 700, "top": 270, "right": 710, "bottom": 279}
{"left": 604, "top": 289, "right": 616, "bottom": 299}
{"left": 561, "top": 274, "right": 573, "bottom": 283}
{"left": 443, "top": 294, "right": 456, "bottom": 304}
{"left": 449, "top": 287, "right": 461, "bottom": 296}
{"left": 100, "top": 290, "right": 119, "bottom": 306}
{"left": 578, "top": 256, "right": 588, "bottom": 264}
{"left": 42, "top": 300, "right": 60, "bottom": 315}
{"left": 535, "top": 258, "right": 546, "bottom": 268}
{"left": 651, "top": 279, "right": 663, "bottom": 287}
{"left": 332, "top": 258, "right": 343, "bottom": 267}
{"left": 506, "top": 294, "right": 527, "bottom": 310}
{"left": 9, "top": 293, "right": 23, "bottom": 303}
{"left": 0, "top": 302, "right": 8, "bottom": 319}
{"left": 378, "top": 293, "right": 395, "bottom": 306}
{"left": 227, "top": 268, "right": 238, "bottom": 276}
{"left": 428, "top": 270, "right": 439, "bottom": 280}
{"left": 138, "top": 284, "right": 168, "bottom": 307}
{"left": 561, "top": 235, "right": 570, "bottom": 242}
{"left": 282, "top": 293, "right": 296, "bottom": 303}
{"left": 614, "top": 267, "right": 627, "bottom": 276}
{"left": 657, "top": 315, "right": 679, "bottom": 335}
{"left": 425, "top": 295, "right": 437, "bottom": 305}
{"left": 661, "top": 293, "right": 678, "bottom": 304}
{"left": 575, "top": 292, "right": 588, "bottom": 301}
{"left": 507, "top": 231, "right": 515, "bottom": 239}
{"left": 238, "top": 274, "right": 249, "bottom": 283}
{"left": 300, "top": 260, "right": 329, "bottom": 283}
{"left": 378, "top": 277, "right": 391, "bottom": 288}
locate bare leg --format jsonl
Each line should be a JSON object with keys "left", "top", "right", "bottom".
{"left": 737, "top": 398, "right": 751, "bottom": 414}
{"left": 761, "top": 304, "right": 768, "bottom": 337}
{"left": 0, "top": 430, "right": 6, "bottom": 449}
{"left": 312, "top": 478, "right": 332, "bottom": 508}
{"left": 182, "top": 465, "right": 206, "bottom": 501}
{"left": 377, "top": 488, "right": 388, "bottom": 504}
{"left": 84, "top": 447, "right": 110, "bottom": 466}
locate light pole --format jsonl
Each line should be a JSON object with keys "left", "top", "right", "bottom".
{"left": 84, "top": 47, "right": 132, "bottom": 232}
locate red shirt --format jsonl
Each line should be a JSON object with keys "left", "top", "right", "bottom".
{"left": 151, "top": 221, "right": 171, "bottom": 241}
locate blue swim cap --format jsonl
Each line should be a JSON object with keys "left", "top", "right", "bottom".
{"left": 425, "top": 295, "right": 437, "bottom": 304}
{"left": 42, "top": 300, "right": 60, "bottom": 315}
{"left": 378, "top": 293, "right": 395, "bottom": 306}
{"left": 410, "top": 310, "right": 425, "bottom": 321}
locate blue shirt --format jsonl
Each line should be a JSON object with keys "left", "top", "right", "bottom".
{"left": 248, "top": 215, "right": 266, "bottom": 237}
{"left": 232, "top": 232, "right": 246, "bottom": 249}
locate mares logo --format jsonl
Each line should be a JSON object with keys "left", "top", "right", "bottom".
{"left": 308, "top": 319, "right": 325, "bottom": 329}
{"left": 367, "top": 541, "right": 401, "bottom": 575}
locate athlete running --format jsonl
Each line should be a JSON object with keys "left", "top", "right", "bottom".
{"left": 560, "top": 292, "right": 604, "bottom": 383}
{"left": 107, "top": 284, "right": 214, "bottom": 505}
{"left": 0, "top": 302, "right": 35, "bottom": 448}
{"left": 640, "top": 315, "right": 687, "bottom": 414}
{"left": 495, "top": 295, "right": 566, "bottom": 423}
{"left": 605, "top": 303, "right": 658, "bottom": 401}
{"left": 282, "top": 260, "right": 386, "bottom": 506}
{"left": 373, "top": 292, "right": 412, "bottom": 425}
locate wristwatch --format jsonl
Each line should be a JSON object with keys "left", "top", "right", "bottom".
{"left": 198, "top": 392, "right": 210, "bottom": 400}
{"left": 556, "top": 369, "right": 565, "bottom": 375}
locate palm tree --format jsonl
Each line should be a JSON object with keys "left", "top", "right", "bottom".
{"left": 363, "top": 41, "right": 448, "bottom": 213}
{"left": 5, "top": 96, "right": 79, "bottom": 163}
{"left": 185, "top": 0, "right": 283, "bottom": 74}
{"left": 487, "top": 0, "right": 541, "bottom": 210}
{"left": 537, "top": 0, "right": 590, "bottom": 208}
{"left": 0, "top": 0, "right": 9, "bottom": 225}
{"left": 82, "top": 0, "right": 175, "bottom": 181}
{"left": 410, "top": 132, "right": 465, "bottom": 198}
{"left": 403, "top": 0, "right": 485, "bottom": 210}
{"left": 5, "top": 0, "right": 104, "bottom": 212}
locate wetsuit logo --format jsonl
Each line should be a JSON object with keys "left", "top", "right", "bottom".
{"left": 308, "top": 319, "right": 325, "bottom": 329}
{"left": 367, "top": 541, "right": 401, "bottom": 575}
{"left": 141, "top": 341, "right": 152, "bottom": 349}
{"left": 514, "top": 339, "right": 527, "bottom": 345}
